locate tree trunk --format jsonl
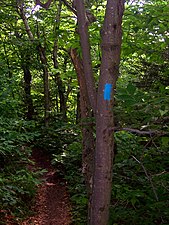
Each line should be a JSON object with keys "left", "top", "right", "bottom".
{"left": 38, "top": 45, "right": 50, "bottom": 126}
{"left": 53, "top": 41, "right": 67, "bottom": 119}
{"left": 89, "top": 1, "right": 125, "bottom": 224}
{"left": 22, "top": 65, "right": 34, "bottom": 120}
{"left": 17, "top": 3, "right": 50, "bottom": 126}
{"left": 73, "top": 0, "right": 97, "bottom": 196}
{"left": 52, "top": 0, "right": 67, "bottom": 120}
{"left": 14, "top": 25, "right": 34, "bottom": 120}
{"left": 70, "top": 48, "right": 95, "bottom": 196}
{"left": 76, "top": 92, "right": 80, "bottom": 123}
{"left": 74, "top": 0, "right": 124, "bottom": 224}
{"left": 73, "top": 0, "right": 97, "bottom": 114}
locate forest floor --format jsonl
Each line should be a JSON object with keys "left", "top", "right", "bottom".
{"left": 20, "top": 149, "right": 72, "bottom": 225}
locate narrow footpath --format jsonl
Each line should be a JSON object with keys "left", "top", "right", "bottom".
{"left": 21, "top": 149, "right": 72, "bottom": 225}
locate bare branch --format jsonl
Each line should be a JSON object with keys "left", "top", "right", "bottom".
{"left": 17, "top": 4, "right": 34, "bottom": 41}
{"left": 132, "top": 155, "right": 159, "bottom": 202}
{"left": 35, "top": 0, "right": 52, "bottom": 9}
{"left": 61, "top": 0, "right": 77, "bottom": 15}
{"left": 113, "top": 127, "right": 168, "bottom": 136}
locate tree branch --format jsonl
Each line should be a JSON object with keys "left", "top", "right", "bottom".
{"left": 113, "top": 127, "right": 168, "bottom": 136}
{"left": 17, "top": 4, "right": 34, "bottom": 41}
{"left": 35, "top": 0, "right": 52, "bottom": 9}
{"left": 61, "top": 0, "right": 77, "bottom": 15}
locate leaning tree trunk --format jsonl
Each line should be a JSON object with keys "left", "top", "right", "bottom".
{"left": 89, "top": 1, "right": 125, "bottom": 224}
{"left": 70, "top": 48, "right": 95, "bottom": 196}
{"left": 73, "top": 0, "right": 97, "bottom": 200}
{"left": 73, "top": 0, "right": 97, "bottom": 114}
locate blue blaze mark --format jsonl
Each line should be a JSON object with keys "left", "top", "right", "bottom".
{"left": 104, "top": 83, "right": 113, "bottom": 100}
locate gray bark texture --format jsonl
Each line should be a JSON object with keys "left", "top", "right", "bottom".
{"left": 89, "top": 1, "right": 125, "bottom": 224}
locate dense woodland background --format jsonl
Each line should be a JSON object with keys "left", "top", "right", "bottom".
{"left": 0, "top": 0, "right": 169, "bottom": 224}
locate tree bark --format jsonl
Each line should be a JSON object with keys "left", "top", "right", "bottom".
{"left": 89, "top": 1, "right": 125, "bottom": 224}
{"left": 70, "top": 48, "right": 95, "bottom": 196}
{"left": 17, "top": 3, "right": 34, "bottom": 41}
{"left": 38, "top": 45, "right": 50, "bottom": 126}
{"left": 22, "top": 65, "right": 34, "bottom": 120}
{"left": 53, "top": 42, "right": 67, "bottom": 119}
{"left": 74, "top": 0, "right": 124, "bottom": 224}
{"left": 17, "top": 2, "right": 50, "bottom": 126}
{"left": 73, "top": 0, "right": 97, "bottom": 114}
{"left": 52, "top": 0, "right": 67, "bottom": 120}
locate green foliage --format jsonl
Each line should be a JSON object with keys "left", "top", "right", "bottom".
{"left": 122, "top": 0, "right": 169, "bottom": 88}
{"left": 0, "top": 117, "right": 41, "bottom": 222}
{"left": 108, "top": 131, "right": 169, "bottom": 225}
{"left": 34, "top": 120, "right": 79, "bottom": 155}
{"left": 115, "top": 82, "right": 169, "bottom": 129}
{"left": 0, "top": 169, "right": 41, "bottom": 217}
{"left": 52, "top": 140, "right": 88, "bottom": 225}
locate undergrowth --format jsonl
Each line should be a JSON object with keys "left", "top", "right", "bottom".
{"left": 1, "top": 107, "right": 168, "bottom": 224}
{"left": 109, "top": 131, "right": 169, "bottom": 225}
{"left": 0, "top": 117, "right": 42, "bottom": 224}
{"left": 34, "top": 121, "right": 88, "bottom": 224}
{"left": 51, "top": 135, "right": 88, "bottom": 225}
{"left": 52, "top": 127, "right": 169, "bottom": 225}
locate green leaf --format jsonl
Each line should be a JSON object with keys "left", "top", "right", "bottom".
{"left": 127, "top": 83, "right": 136, "bottom": 95}
{"left": 161, "top": 137, "right": 169, "bottom": 147}
{"left": 159, "top": 109, "right": 168, "bottom": 116}
{"left": 131, "top": 196, "right": 137, "bottom": 206}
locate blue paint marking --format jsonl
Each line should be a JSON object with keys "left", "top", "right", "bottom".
{"left": 104, "top": 83, "right": 113, "bottom": 100}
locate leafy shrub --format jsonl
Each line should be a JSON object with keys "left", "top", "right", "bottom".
{"left": 0, "top": 169, "right": 40, "bottom": 218}
{"left": 34, "top": 121, "right": 79, "bottom": 155}
{"left": 52, "top": 140, "right": 88, "bottom": 225}
{"left": 109, "top": 131, "right": 169, "bottom": 225}
{"left": 115, "top": 82, "right": 169, "bottom": 129}
{"left": 0, "top": 117, "right": 41, "bottom": 222}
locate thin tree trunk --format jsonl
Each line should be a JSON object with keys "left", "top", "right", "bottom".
{"left": 22, "top": 65, "right": 34, "bottom": 120}
{"left": 52, "top": 0, "right": 67, "bottom": 120}
{"left": 70, "top": 48, "right": 95, "bottom": 196}
{"left": 73, "top": 0, "right": 97, "bottom": 114}
{"left": 17, "top": 2, "right": 50, "bottom": 126}
{"left": 38, "top": 45, "right": 50, "bottom": 126}
{"left": 53, "top": 41, "right": 67, "bottom": 119}
{"left": 89, "top": 1, "right": 125, "bottom": 224}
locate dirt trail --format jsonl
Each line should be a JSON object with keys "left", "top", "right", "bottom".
{"left": 21, "top": 149, "right": 72, "bottom": 225}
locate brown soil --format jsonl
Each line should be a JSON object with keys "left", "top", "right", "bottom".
{"left": 21, "top": 149, "right": 72, "bottom": 225}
